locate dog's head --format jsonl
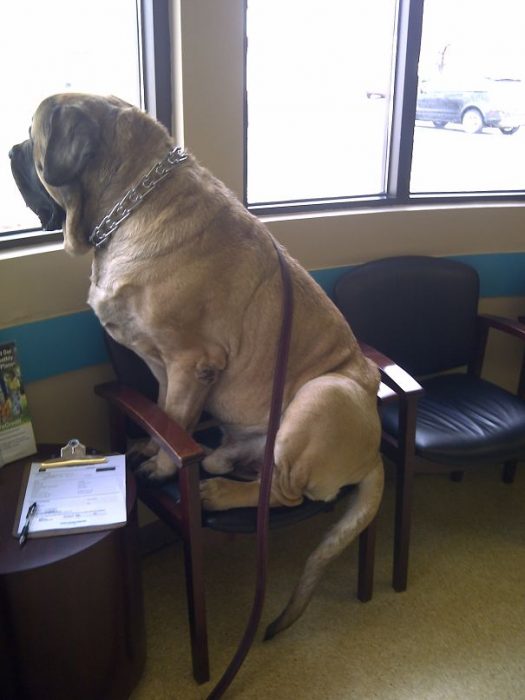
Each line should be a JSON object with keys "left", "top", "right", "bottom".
{"left": 10, "top": 92, "right": 171, "bottom": 255}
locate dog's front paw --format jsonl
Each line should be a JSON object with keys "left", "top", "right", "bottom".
{"left": 202, "top": 450, "right": 235, "bottom": 475}
{"left": 128, "top": 438, "right": 159, "bottom": 459}
{"left": 134, "top": 452, "right": 177, "bottom": 482}
{"left": 127, "top": 439, "right": 161, "bottom": 473}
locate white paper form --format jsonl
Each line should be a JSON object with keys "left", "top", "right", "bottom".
{"left": 16, "top": 454, "right": 127, "bottom": 536}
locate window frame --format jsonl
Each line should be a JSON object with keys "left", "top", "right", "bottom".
{"left": 0, "top": 0, "right": 173, "bottom": 253}
{"left": 243, "top": 0, "right": 525, "bottom": 217}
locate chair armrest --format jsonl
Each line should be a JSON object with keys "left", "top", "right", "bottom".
{"left": 472, "top": 315, "right": 525, "bottom": 399}
{"left": 95, "top": 381, "right": 205, "bottom": 469}
{"left": 478, "top": 314, "right": 525, "bottom": 342}
{"left": 359, "top": 342, "right": 424, "bottom": 403}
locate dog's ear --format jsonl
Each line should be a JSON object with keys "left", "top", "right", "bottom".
{"left": 43, "top": 104, "right": 100, "bottom": 186}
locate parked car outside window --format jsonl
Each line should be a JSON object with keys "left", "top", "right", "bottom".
{"left": 416, "top": 77, "right": 525, "bottom": 134}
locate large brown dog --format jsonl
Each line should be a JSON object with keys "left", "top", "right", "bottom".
{"left": 11, "top": 93, "right": 383, "bottom": 636}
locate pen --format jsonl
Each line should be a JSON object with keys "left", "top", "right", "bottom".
{"left": 19, "top": 501, "right": 37, "bottom": 548}
{"left": 40, "top": 456, "right": 107, "bottom": 468}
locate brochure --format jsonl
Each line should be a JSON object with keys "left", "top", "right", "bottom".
{"left": 0, "top": 341, "right": 37, "bottom": 467}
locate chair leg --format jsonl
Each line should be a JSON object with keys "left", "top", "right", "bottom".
{"left": 393, "top": 461, "right": 414, "bottom": 592}
{"left": 357, "top": 516, "right": 377, "bottom": 602}
{"left": 179, "top": 463, "right": 210, "bottom": 684}
{"left": 502, "top": 460, "right": 517, "bottom": 484}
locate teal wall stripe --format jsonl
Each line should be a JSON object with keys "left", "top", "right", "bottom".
{"left": 0, "top": 311, "right": 107, "bottom": 384}
{"left": 1, "top": 252, "right": 524, "bottom": 384}
{"left": 450, "top": 253, "right": 525, "bottom": 298}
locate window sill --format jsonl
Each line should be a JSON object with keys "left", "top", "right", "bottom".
{"left": 0, "top": 231, "right": 63, "bottom": 261}
{"left": 254, "top": 197, "right": 525, "bottom": 225}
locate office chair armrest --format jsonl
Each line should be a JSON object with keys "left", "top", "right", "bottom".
{"left": 359, "top": 342, "right": 424, "bottom": 404}
{"left": 95, "top": 381, "right": 205, "bottom": 469}
{"left": 478, "top": 314, "right": 525, "bottom": 342}
{"left": 472, "top": 315, "right": 525, "bottom": 399}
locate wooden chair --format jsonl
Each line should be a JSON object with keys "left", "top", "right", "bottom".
{"left": 334, "top": 255, "right": 525, "bottom": 593}
{"left": 95, "top": 335, "right": 379, "bottom": 684}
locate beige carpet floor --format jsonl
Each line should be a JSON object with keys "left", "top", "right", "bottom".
{"left": 130, "top": 465, "right": 525, "bottom": 700}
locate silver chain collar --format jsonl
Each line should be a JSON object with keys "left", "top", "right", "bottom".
{"left": 88, "top": 146, "right": 188, "bottom": 249}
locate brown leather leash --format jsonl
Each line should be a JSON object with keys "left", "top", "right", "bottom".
{"left": 207, "top": 240, "right": 294, "bottom": 699}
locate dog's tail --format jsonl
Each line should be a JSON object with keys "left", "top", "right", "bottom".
{"left": 264, "top": 457, "right": 384, "bottom": 640}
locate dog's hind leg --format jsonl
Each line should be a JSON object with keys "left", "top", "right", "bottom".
{"left": 264, "top": 457, "right": 384, "bottom": 640}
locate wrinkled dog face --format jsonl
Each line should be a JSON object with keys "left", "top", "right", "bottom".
{"left": 9, "top": 138, "right": 65, "bottom": 231}
{"left": 9, "top": 93, "right": 135, "bottom": 254}
{"left": 11, "top": 94, "right": 106, "bottom": 254}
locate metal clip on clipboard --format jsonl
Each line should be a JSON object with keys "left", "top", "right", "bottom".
{"left": 40, "top": 439, "right": 107, "bottom": 468}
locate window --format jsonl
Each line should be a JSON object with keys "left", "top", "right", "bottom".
{"left": 245, "top": 0, "right": 525, "bottom": 213}
{"left": 411, "top": 0, "right": 525, "bottom": 194}
{"left": 246, "top": 0, "right": 397, "bottom": 205}
{"left": 1, "top": 0, "right": 172, "bottom": 245}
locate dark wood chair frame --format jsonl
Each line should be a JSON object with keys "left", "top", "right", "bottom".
{"left": 358, "top": 343, "right": 424, "bottom": 593}
{"left": 94, "top": 309, "right": 525, "bottom": 683}
{"left": 361, "top": 314, "right": 525, "bottom": 594}
{"left": 95, "top": 380, "right": 383, "bottom": 684}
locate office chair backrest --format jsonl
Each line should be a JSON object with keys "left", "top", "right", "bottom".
{"left": 334, "top": 256, "right": 480, "bottom": 376}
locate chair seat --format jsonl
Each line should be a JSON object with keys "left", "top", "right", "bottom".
{"left": 381, "top": 374, "right": 525, "bottom": 466}
{"left": 156, "top": 479, "right": 356, "bottom": 534}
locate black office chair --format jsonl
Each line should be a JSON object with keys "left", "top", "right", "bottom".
{"left": 95, "top": 334, "right": 378, "bottom": 684}
{"left": 334, "top": 255, "right": 525, "bottom": 592}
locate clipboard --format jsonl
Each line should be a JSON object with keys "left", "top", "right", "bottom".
{"left": 12, "top": 439, "right": 127, "bottom": 540}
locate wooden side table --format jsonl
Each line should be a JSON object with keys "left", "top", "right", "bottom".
{"left": 0, "top": 445, "right": 146, "bottom": 700}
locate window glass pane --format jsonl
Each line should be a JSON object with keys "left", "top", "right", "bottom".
{"left": 246, "top": 0, "right": 398, "bottom": 206}
{"left": 411, "top": 0, "right": 525, "bottom": 193}
{"left": 1, "top": 0, "right": 142, "bottom": 234}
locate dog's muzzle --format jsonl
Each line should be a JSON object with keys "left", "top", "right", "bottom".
{"left": 9, "top": 140, "right": 66, "bottom": 231}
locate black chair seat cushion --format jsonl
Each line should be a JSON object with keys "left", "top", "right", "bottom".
{"left": 157, "top": 480, "right": 356, "bottom": 534}
{"left": 381, "top": 374, "right": 525, "bottom": 466}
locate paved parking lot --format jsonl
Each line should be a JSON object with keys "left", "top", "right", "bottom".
{"left": 411, "top": 122, "right": 525, "bottom": 193}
